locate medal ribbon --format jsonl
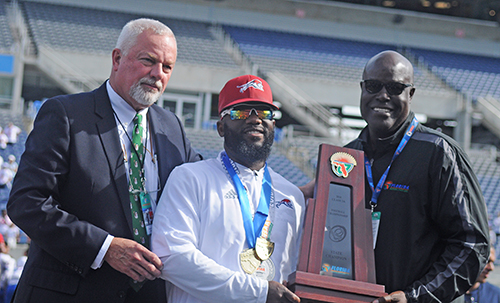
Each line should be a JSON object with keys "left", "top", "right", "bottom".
{"left": 365, "top": 117, "right": 418, "bottom": 210}
{"left": 222, "top": 151, "right": 272, "bottom": 249}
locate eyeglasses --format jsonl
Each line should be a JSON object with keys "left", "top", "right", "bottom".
{"left": 361, "top": 80, "right": 413, "bottom": 96}
{"left": 220, "top": 108, "right": 274, "bottom": 120}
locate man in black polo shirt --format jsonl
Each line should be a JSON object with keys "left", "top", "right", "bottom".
{"left": 346, "top": 50, "right": 489, "bottom": 303}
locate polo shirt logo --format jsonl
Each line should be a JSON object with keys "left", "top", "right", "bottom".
{"left": 384, "top": 181, "right": 410, "bottom": 193}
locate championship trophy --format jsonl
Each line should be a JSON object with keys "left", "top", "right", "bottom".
{"left": 288, "top": 144, "right": 386, "bottom": 302}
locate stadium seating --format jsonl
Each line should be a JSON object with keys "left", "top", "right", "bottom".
{"left": 409, "top": 48, "right": 500, "bottom": 100}
{"left": 222, "top": 25, "right": 446, "bottom": 93}
{"left": 223, "top": 25, "right": 389, "bottom": 82}
{"left": 0, "top": 0, "right": 14, "bottom": 52}
{"left": 21, "top": 1, "right": 238, "bottom": 68}
{"left": 469, "top": 149, "right": 500, "bottom": 216}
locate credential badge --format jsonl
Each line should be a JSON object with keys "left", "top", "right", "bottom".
{"left": 330, "top": 152, "right": 357, "bottom": 178}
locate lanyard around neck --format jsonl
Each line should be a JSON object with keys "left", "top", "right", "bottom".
{"left": 364, "top": 117, "right": 419, "bottom": 211}
{"left": 221, "top": 151, "right": 272, "bottom": 249}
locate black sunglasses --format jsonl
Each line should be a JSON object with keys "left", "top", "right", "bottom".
{"left": 361, "top": 80, "right": 413, "bottom": 96}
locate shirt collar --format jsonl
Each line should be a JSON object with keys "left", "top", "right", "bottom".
{"left": 359, "top": 111, "right": 416, "bottom": 157}
{"left": 107, "top": 81, "right": 149, "bottom": 124}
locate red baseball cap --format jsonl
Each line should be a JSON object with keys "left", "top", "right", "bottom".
{"left": 218, "top": 75, "right": 279, "bottom": 114}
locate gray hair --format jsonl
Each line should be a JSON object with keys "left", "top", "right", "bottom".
{"left": 115, "top": 18, "right": 175, "bottom": 56}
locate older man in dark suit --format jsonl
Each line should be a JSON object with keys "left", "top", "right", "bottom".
{"left": 7, "top": 18, "right": 201, "bottom": 303}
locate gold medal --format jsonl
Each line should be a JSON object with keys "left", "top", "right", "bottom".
{"left": 240, "top": 248, "right": 261, "bottom": 274}
{"left": 255, "top": 237, "right": 274, "bottom": 261}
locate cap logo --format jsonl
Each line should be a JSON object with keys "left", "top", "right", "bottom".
{"left": 237, "top": 79, "right": 264, "bottom": 93}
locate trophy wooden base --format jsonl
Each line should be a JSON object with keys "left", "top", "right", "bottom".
{"left": 288, "top": 271, "right": 386, "bottom": 303}
{"left": 288, "top": 144, "right": 387, "bottom": 303}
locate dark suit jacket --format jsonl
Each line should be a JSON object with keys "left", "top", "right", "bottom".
{"left": 7, "top": 83, "right": 201, "bottom": 303}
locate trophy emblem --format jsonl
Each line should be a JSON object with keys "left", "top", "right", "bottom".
{"left": 330, "top": 152, "right": 357, "bottom": 178}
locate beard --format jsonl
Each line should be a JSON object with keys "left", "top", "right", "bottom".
{"left": 129, "top": 77, "right": 163, "bottom": 107}
{"left": 223, "top": 121, "right": 274, "bottom": 164}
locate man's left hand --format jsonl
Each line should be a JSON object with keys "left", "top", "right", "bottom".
{"left": 298, "top": 179, "right": 315, "bottom": 200}
{"left": 267, "top": 281, "right": 300, "bottom": 303}
{"left": 372, "top": 291, "right": 407, "bottom": 303}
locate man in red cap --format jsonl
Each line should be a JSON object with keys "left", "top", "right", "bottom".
{"left": 152, "top": 75, "right": 304, "bottom": 303}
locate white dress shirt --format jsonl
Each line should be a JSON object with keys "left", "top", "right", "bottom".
{"left": 91, "top": 81, "right": 160, "bottom": 269}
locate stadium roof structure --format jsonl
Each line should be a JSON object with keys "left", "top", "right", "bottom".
{"left": 313, "top": 0, "right": 500, "bottom": 22}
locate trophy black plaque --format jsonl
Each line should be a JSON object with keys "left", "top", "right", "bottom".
{"left": 288, "top": 144, "right": 386, "bottom": 302}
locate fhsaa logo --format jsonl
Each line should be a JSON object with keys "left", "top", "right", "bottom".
{"left": 237, "top": 79, "right": 264, "bottom": 93}
{"left": 330, "top": 152, "right": 357, "bottom": 178}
